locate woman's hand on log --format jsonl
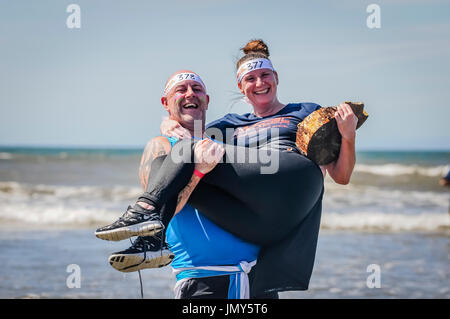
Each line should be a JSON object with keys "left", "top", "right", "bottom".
{"left": 335, "top": 103, "right": 358, "bottom": 141}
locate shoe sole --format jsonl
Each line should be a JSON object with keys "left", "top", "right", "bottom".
{"left": 109, "top": 249, "right": 175, "bottom": 273}
{"left": 94, "top": 221, "right": 163, "bottom": 242}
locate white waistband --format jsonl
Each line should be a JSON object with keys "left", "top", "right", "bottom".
{"left": 173, "top": 260, "right": 256, "bottom": 299}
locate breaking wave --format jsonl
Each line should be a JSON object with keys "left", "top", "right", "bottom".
{"left": 354, "top": 164, "right": 448, "bottom": 177}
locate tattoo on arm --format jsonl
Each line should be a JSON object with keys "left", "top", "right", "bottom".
{"left": 139, "top": 139, "right": 169, "bottom": 190}
{"left": 175, "top": 175, "right": 201, "bottom": 214}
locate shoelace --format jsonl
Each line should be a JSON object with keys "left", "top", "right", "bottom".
{"left": 129, "top": 237, "right": 145, "bottom": 299}
{"left": 130, "top": 228, "right": 168, "bottom": 299}
{"left": 113, "top": 205, "right": 159, "bottom": 226}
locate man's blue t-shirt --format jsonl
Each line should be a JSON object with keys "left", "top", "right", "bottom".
{"left": 164, "top": 136, "right": 260, "bottom": 268}
{"left": 205, "top": 102, "right": 321, "bottom": 150}
{"left": 166, "top": 205, "right": 260, "bottom": 268}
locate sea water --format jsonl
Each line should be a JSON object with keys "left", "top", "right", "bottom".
{"left": 0, "top": 147, "right": 448, "bottom": 298}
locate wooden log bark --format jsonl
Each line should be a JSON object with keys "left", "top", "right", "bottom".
{"left": 296, "top": 102, "right": 368, "bottom": 165}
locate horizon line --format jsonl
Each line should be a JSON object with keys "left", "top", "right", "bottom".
{"left": 0, "top": 143, "right": 449, "bottom": 153}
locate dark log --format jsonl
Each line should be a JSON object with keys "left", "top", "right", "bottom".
{"left": 296, "top": 102, "right": 368, "bottom": 165}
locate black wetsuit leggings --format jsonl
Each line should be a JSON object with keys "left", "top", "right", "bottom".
{"left": 141, "top": 139, "right": 324, "bottom": 246}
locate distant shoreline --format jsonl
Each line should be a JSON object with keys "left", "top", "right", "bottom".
{"left": 1, "top": 145, "right": 450, "bottom": 153}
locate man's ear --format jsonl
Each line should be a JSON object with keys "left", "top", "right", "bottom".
{"left": 161, "top": 96, "right": 169, "bottom": 112}
{"left": 206, "top": 94, "right": 210, "bottom": 110}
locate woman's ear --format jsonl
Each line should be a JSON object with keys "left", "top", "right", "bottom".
{"left": 238, "top": 82, "right": 244, "bottom": 95}
{"left": 274, "top": 71, "right": 279, "bottom": 85}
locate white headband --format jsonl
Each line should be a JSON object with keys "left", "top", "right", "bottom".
{"left": 163, "top": 72, "right": 206, "bottom": 96}
{"left": 236, "top": 58, "right": 275, "bottom": 83}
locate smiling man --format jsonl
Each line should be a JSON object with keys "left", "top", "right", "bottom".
{"left": 95, "top": 70, "right": 213, "bottom": 244}
{"left": 161, "top": 70, "right": 210, "bottom": 135}
{"left": 95, "top": 70, "right": 219, "bottom": 241}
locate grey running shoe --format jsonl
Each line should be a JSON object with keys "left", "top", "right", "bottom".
{"left": 95, "top": 204, "right": 163, "bottom": 241}
{"left": 109, "top": 236, "right": 174, "bottom": 272}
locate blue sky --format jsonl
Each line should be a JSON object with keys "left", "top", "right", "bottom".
{"left": 0, "top": 0, "right": 449, "bottom": 150}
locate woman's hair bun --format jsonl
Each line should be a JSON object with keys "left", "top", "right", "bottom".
{"left": 241, "top": 39, "right": 269, "bottom": 57}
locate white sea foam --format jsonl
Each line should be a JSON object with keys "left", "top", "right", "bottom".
{"left": 0, "top": 181, "right": 141, "bottom": 227}
{"left": 0, "top": 181, "right": 448, "bottom": 232}
{"left": 354, "top": 164, "right": 448, "bottom": 177}
{"left": 0, "top": 181, "right": 141, "bottom": 201}
{"left": 321, "top": 212, "right": 449, "bottom": 232}
{"left": 0, "top": 152, "right": 14, "bottom": 160}
{"left": 0, "top": 203, "right": 120, "bottom": 226}
{"left": 1, "top": 202, "right": 447, "bottom": 232}
{"left": 322, "top": 185, "right": 450, "bottom": 214}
